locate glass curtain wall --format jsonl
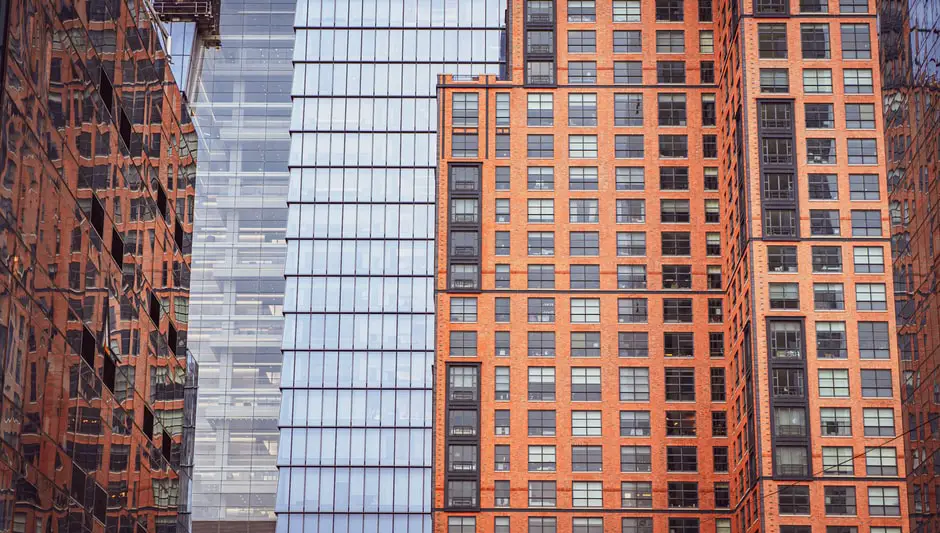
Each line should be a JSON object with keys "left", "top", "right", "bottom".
{"left": 277, "top": 1, "right": 506, "bottom": 532}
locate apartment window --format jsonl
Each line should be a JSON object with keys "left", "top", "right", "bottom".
{"left": 495, "top": 445, "right": 510, "bottom": 471}
{"left": 810, "top": 210, "right": 841, "bottom": 236}
{"left": 452, "top": 93, "right": 479, "bottom": 126}
{"left": 701, "top": 94, "right": 716, "bottom": 126}
{"left": 616, "top": 167, "right": 644, "bottom": 190}
{"left": 528, "top": 135, "right": 554, "bottom": 158}
{"left": 618, "top": 265, "right": 647, "bottom": 289}
{"left": 778, "top": 487, "right": 811, "bottom": 516}
{"left": 848, "top": 174, "right": 879, "bottom": 200}
{"left": 656, "top": 0, "right": 684, "bottom": 20}
{"left": 528, "top": 232, "right": 555, "bottom": 256}
{"left": 859, "top": 322, "right": 890, "bottom": 358}
{"left": 451, "top": 331, "right": 478, "bottom": 356}
{"left": 699, "top": 0, "right": 713, "bottom": 19}
{"left": 841, "top": 24, "right": 871, "bottom": 58}
{"left": 614, "top": 61, "right": 643, "bottom": 84}
{"left": 573, "top": 519, "right": 603, "bottom": 533}
{"left": 528, "top": 30, "right": 554, "bottom": 54}
{"left": 495, "top": 199, "right": 511, "bottom": 223}
{"left": 495, "top": 410, "right": 510, "bottom": 435}
{"left": 700, "top": 30, "right": 714, "bottom": 53}
{"left": 854, "top": 246, "right": 884, "bottom": 273}
{"left": 865, "top": 448, "right": 898, "bottom": 476}
{"left": 569, "top": 94, "right": 598, "bottom": 126}
{"left": 528, "top": 199, "right": 554, "bottom": 223}
{"left": 822, "top": 447, "right": 855, "bottom": 475}
{"left": 529, "top": 410, "right": 556, "bottom": 436}
{"left": 768, "top": 246, "right": 798, "bottom": 273}
{"left": 569, "top": 0, "right": 596, "bottom": 20}
{"left": 620, "top": 411, "right": 651, "bottom": 436}
{"left": 821, "top": 407, "right": 852, "bottom": 436}
{"left": 572, "top": 445, "right": 603, "bottom": 472}
{"left": 769, "top": 283, "right": 800, "bottom": 310}
{"left": 664, "top": 331, "right": 694, "bottom": 356}
{"left": 614, "top": 30, "right": 642, "bottom": 53}
{"left": 812, "top": 246, "right": 842, "bottom": 272}
{"left": 825, "top": 486, "right": 856, "bottom": 515}
{"left": 528, "top": 481, "right": 557, "bottom": 507}
{"left": 801, "top": 24, "right": 830, "bottom": 59}
{"left": 451, "top": 298, "right": 478, "bottom": 322}
{"left": 668, "top": 483, "right": 699, "bottom": 508}
{"left": 770, "top": 321, "right": 803, "bottom": 359}
{"left": 528, "top": 367, "right": 556, "bottom": 401}
{"left": 661, "top": 199, "right": 690, "bottom": 223}
{"left": 665, "top": 368, "right": 695, "bottom": 401}
{"left": 657, "top": 61, "right": 686, "bottom": 84}
{"left": 621, "top": 482, "right": 654, "bottom": 508}
{"left": 495, "top": 332, "right": 510, "bottom": 357}
{"left": 528, "top": 298, "right": 555, "bottom": 323}
{"left": 613, "top": 0, "right": 642, "bottom": 21}
{"left": 703, "top": 134, "right": 718, "bottom": 158}
{"left": 527, "top": 94, "right": 554, "bottom": 126}
{"left": 495, "top": 167, "right": 510, "bottom": 191}
{"left": 615, "top": 135, "right": 645, "bottom": 158}
{"left": 448, "top": 517, "right": 475, "bottom": 533}
{"left": 615, "top": 94, "right": 644, "bottom": 126}
{"left": 759, "top": 24, "right": 788, "bottom": 58}
{"left": 572, "top": 410, "right": 602, "bottom": 436}
{"left": 528, "top": 445, "right": 556, "bottom": 472}
{"left": 569, "top": 167, "right": 598, "bottom": 190}
{"left": 572, "top": 332, "right": 601, "bottom": 357}
{"left": 495, "top": 298, "right": 511, "bottom": 322}
{"left": 840, "top": 0, "right": 868, "bottom": 11}
{"left": 571, "top": 231, "right": 600, "bottom": 255}
{"left": 774, "top": 368, "right": 805, "bottom": 398}
{"left": 528, "top": 331, "right": 556, "bottom": 357}
{"left": 452, "top": 134, "right": 479, "bottom": 157}
{"left": 816, "top": 322, "right": 847, "bottom": 358}
{"left": 617, "top": 199, "right": 646, "bottom": 223}
{"left": 660, "top": 167, "right": 689, "bottom": 190}
{"left": 861, "top": 369, "right": 892, "bottom": 398}
{"left": 572, "top": 481, "right": 603, "bottom": 508}
{"left": 807, "top": 173, "right": 838, "bottom": 200}
{"left": 495, "top": 367, "right": 510, "bottom": 401}
{"left": 620, "top": 445, "right": 652, "bottom": 472}
{"left": 815, "top": 283, "right": 845, "bottom": 310}
{"left": 570, "top": 199, "right": 599, "bottom": 222}
{"left": 760, "top": 68, "right": 790, "bottom": 93}
{"left": 528, "top": 167, "right": 554, "bottom": 191}
{"left": 856, "top": 283, "right": 887, "bottom": 311}
{"left": 847, "top": 139, "right": 878, "bottom": 165}
{"left": 662, "top": 232, "right": 691, "bottom": 255}
{"left": 712, "top": 411, "right": 727, "bottom": 436}
{"left": 658, "top": 94, "right": 687, "bottom": 126}
{"left": 762, "top": 174, "right": 794, "bottom": 202}
{"left": 844, "top": 69, "right": 873, "bottom": 93}
{"left": 569, "top": 136, "right": 598, "bottom": 159}
{"left": 762, "top": 138, "right": 794, "bottom": 165}
{"left": 495, "top": 134, "right": 510, "bottom": 157}
{"left": 803, "top": 69, "right": 833, "bottom": 93}
{"left": 708, "top": 299, "right": 722, "bottom": 323}
{"left": 807, "top": 138, "right": 836, "bottom": 164}
{"left": 660, "top": 135, "right": 688, "bottom": 158}
{"left": 701, "top": 61, "right": 715, "bottom": 83}
{"left": 619, "top": 298, "right": 649, "bottom": 323}
{"left": 663, "top": 299, "right": 693, "bottom": 323}
{"left": 617, "top": 232, "right": 646, "bottom": 256}
{"left": 819, "top": 369, "right": 850, "bottom": 397}
{"left": 529, "top": 518, "right": 557, "bottom": 533}
{"left": 806, "top": 103, "right": 834, "bottom": 128}
{"left": 707, "top": 266, "right": 722, "bottom": 289}
{"left": 710, "top": 368, "right": 726, "bottom": 401}
{"left": 775, "top": 407, "right": 806, "bottom": 438}
{"left": 569, "top": 30, "right": 597, "bottom": 53}
{"left": 868, "top": 487, "right": 900, "bottom": 516}
{"left": 657, "top": 30, "right": 685, "bottom": 53}
{"left": 495, "top": 232, "right": 510, "bottom": 256}
{"left": 845, "top": 104, "right": 876, "bottom": 131}
{"left": 851, "top": 210, "right": 881, "bottom": 236}
{"left": 666, "top": 411, "right": 696, "bottom": 436}
{"left": 757, "top": 0, "right": 787, "bottom": 13}
{"left": 619, "top": 332, "right": 649, "bottom": 358}
{"left": 623, "top": 519, "right": 655, "bottom": 533}
{"left": 495, "top": 93, "right": 510, "bottom": 126}
{"left": 620, "top": 367, "right": 651, "bottom": 401}
{"left": 571, "top": 296, "right": 601, "bottom": 320}
{"left": 569, "top": 61, "right": 598, "bottom": 84}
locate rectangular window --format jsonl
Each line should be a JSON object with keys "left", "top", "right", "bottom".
{"left": 822, "top": 446, "right": 855, "bottom": 475}
{"left": 617, "top": 232, "right": 646, "bottom": 256}
{"left": 803, "top": 69, "right": 833, "bottom": 93}
{"left": 814, "top": 282, "right": 845, "bottom": 310}
{"left": 779, "top": 486, "right": 810, "bottom": 514}
{"left": 808, "top": 173, "right": 838, "bottom": 199}
{"left": 844, "top": 68, "right": 874, "bottom": 93}
{"left": 620, "top": 410, "right": 651, "bottom": 436}
{"left": 817, "top": 322, "right": 847, "bottom": 358}
{"left": 572, "top": 367, "right": 602, "bottom": 400}
{"left": 528, "top": 265, "right": 555, "bottom": 289}
{"left": 573, "top": 445, "right": 603, "bottom": 472}
{"left": 527, "top": 94, "right": 554, "bottom": 126}
{"left": 570, "top": 231, "right": 599, "bottom": 256}
{"left": 618, "top": 265, "right": 647, "bottom": 289}
{"left": 861, "top": 369, "right": 893, "bottom": 398}
{"left": 452, "top": 93, "right": 479, "bottom": 126}
{"left": 657, "top": 61, "right": 686, "bottom": 84}
{"left": 702, "top": 94, "right": 716, "bottom": 126}
{"left": 528, "top": 232, "right": 554, "bottom": 256}
{"left": 655, "top": 0, "right": 684, "bottom": 20}
{"left": 528, "top": 199, "right": 554, "bottom": 223}
{"left": 569, "top": 61, "right": 598, "bottom": 84}
{"left": 664, "top": 331, "right": 694, "bottom": 355}
{"left": 865, "top": 448, "right": 898, "bottom": 476}
{"left": 810, "top": 210, "right": 841, "bottom": 236}
{"left": 528, "top": 167, "right": 554, "bottom": 191}
{"left": 665, "top": 411, "right": 696, "bottom": 436}
{"left": 660, "top": 167, "right": 689, "bottom": 190}
{"left": 667, "top": 482, "right": 699, "bottom": 507}
{"left": 495, "top": 93, "right": 510, "bottom": 126}
{"left": 621, "top": 482, "right": 654, "bottom": 508}
{"left": 570, "top": 167, "right": 598, "bottom": 190}
{"left": 819, "top": 369, "right": 850, "bottom": 397}
{"left": 868, "top": 487, "right": 901, "bottom": 516}
{"left": 759, "top": 24, "right": 788, "bottom": 58}
{"left": 528, "top": 298, "right": 555, "bottom": 323}
{"left": 528, "top": 481, "right": 557, "bottom": 507}
{"left": 613, "top": 0, "right": 642, "bottom": 21}
{"left": 662, "top": 232, "right": 691, "bottom": 255}
{"left": 757, "top": 0, "right": 787, "bottom": 13}
{"left": 847, "top": 139, "right": 878, "bottom": 164}
{"left": 701, "top": 61, "right": 715, "bottom": 83}
{"left": 452, "top": 134, "right": 479, "bottom": 157}
{"left": 661, "top": 199, "right": 690, "bottom": 223}
{"left": 863, "top": 408, "right": 895, "bottom": 436}
{"left": 824, "top": 486, "right": 856, "bottom": 515}
{"left": 801, "top": 23, "right": 830, "bottom": 59}
{"left": 851, "top": 209, "right": 882, "bottom": 236}
{"left": 569, "top": 93, "right": 598, "bottom": 126}
{"left": 617, "top": 199, "right": 646, "bottom": 223}
{"left": 495, "top": 167, "right": 510, "bottom": 190}
{"left": 615, "top": 94, "right": 644, "bottom": 126}
{"left": 618, "top": 298, "right": 649, "bottom": 323}
{"left": 657, "top": 30, "right": 685, "bottom": 53}
{"left": 615, "top": 135, "right": 645, "bottom": 158}
{"left": 450, "top": 297, "right": 478, "bottom": 322}
{"left": 807, "top": 138, "right": 836, "bottom": 164}
{"left": 528, "top": 410, "right": 556, "bottom": 436}
{"left": 769, "top": 283, "right": 800, "bottom": 310}
{"left": 527, "top": 135, "right": 554, "bottom": 158}
{"left": 569, "top": 135, "right": 599, "bottom": 158}
{"left": 760, "top": 68, "right": 790, "bottom": 93}
{"left": 614, "top": 30, "right": 642, "bottom": 53}
{"left": 572, "top": 332, "right": 601, "bottom": 357}
{"left": 853, "top": 246, "right": 884, "bottom": 273}
{"left": 700, "top": 30, "right": 714, "bottom": 53}
{"left": 821, "top": 407, "right": 852, "bottom": 436}
{"left": 619, "top": 332, "right": 649, "bottom": 358}
{"left": 620, "top": 367, "right": 651, "bottom": 401}
{"left": 665, "top": 368, "right": 695, "bottom": 401}
{"left": 450, "top": 331, "right": 478, "bottom": 357}
{"left": 569, "top": 0, "right": 596, "bottom": 21}
{"left": 614, "top": 61, "right": 643, "bottom": 84}
{"left": 768, "top": 245, "right": 798, "bottom": 272}
{"left": 572, "top": 481, "right": 603, "bottom": 508}
{"left": 572, "top": 410, "right": 602, "bottom": 436}
{"left": 658, "top": 94, "right": 687, "bottom": 126}
{"left": 616, "top": 167, "right": 645, "bottom": 190}
{"left": 841, "top": 23, "right": 871, "bottom": 58}
{"left": 699, "top": 0, "right": 713, "bottom": 20}
{"left": 528, "top": 445, "right": 556, "bottom": 472}
{"left": 812, "top": 246, "right": 842, "bottom": 272}
{"left": 495, "top": 367, "right": 510, "bottom": 401}
{"left": 527, "top": 60, "right": 555, "bottom": 85}
{"left": 621, "top": 445, "right": 652, "bottom": 472}
{"left": 659, "top": 135, "right": 688, "bottom": 158}
{"left": 805, "top": 103, "right": 834, "bottom": 128}
{"left": 495, "top": 410, "right": 510, "bottom": 435}
{"left": 859, "top": 322, "right": 890, "bottom": 358}
{"left": 856, "top": 283, "right": 887, "bottom": 311}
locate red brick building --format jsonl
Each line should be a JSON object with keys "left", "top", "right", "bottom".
{"left": 434, "top": 1, "right": 908, "bottom": 532}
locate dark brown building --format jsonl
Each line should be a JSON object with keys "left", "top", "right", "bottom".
{"left": 435, "top": 1, "right": 908, "bottom": 532}
{"left": 0, "top": 1, "right": 197, "bottom": 533}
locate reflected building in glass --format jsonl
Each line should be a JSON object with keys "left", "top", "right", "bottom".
{"left": 0, "top": 2, "right": 197, "bottom": 533}
{"left": 276, "top": 1, "right": 506, "bottom": 532}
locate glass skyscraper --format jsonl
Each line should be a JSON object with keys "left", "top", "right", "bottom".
{"left": 276, "top": 1, "right": 506, "bottom": 531}
{"left": 183, "top": 0, "right": 295, "bottom": 528}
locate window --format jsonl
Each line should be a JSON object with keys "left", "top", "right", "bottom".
{"left": 712, "top": 411, "right": 727, "bottom": 436}
{"left": 840, "top": 0, "right": 868, "bottom": 11}
{"left": 528, "top": 167, "right": 554, "bottom": 191}
{"left": 496, "top": 298, "right": 510, "bottom": 322}
{"left": 868, "top": 487, "right": 900, "bottom": 516}
{"left": 769, "top": 283, "right": 800, "bottom": 310}
{"left": 664, "top": 331, "right": 694, "bottom": 356}
{"left": 768, "top": 246, "right": 798, "bottom": 272}
{"left": 573, "top": 519, "right": 603, "bottom": 533}
{"left": 571, "top": 297, "right": 601, "bottom": 321}
{"left": 764, "top": 173, "right": 795, "bottom": 201}
{"left": 495, "top": 518, "right": 509, "bottom": 533}
{"left": 661, "top": 199, "right": 690, "bottom": 223}
{"left": 700, "top": 30, "right": 714, "bottom": 53}
{"left": 528, "top": 232, "right": 555, "bottom": 256}
{"left": 663, "top": 298, "right": 693, "bottom": 322}
{"left": 851, "top": 210, "right": 881, "bottom": 236}
{"left": 495, "top": 93, "right": 510, "bottom": 126}
{"left": 847, "top": 139, "right": 878, "bottom": 164}
{"left": 495, "top": 167, "right": 510, "bottom": 190}
{"left": 702, "top": 94, "right": 716, "bottom": 126}
{"left": 665, "top": 368, "right": 695, "bottom": 401}
{"left": 572, "top": 332, "right": 601, "bottom": 357}
{"left": 660, "top": 167, "right": 689, "bottom": 190}
{"left": 619, "top": 332, "right": 649, "bottom": 358}
{"left": 614, "top": 30, "right": 642, "bottom": 53}
{"left": 858, "top": 322, "right": 890, "bottom": 358}
{"left": 569, "top": 0, "right": 596, "bottom": 21}
{"left": 528, "top": 298, "right": 555, "bottom": 323}
{"left": 825, "top": 486, "right": 856, "bottom": 515}
{"left": 816, "top": 322, "right": 847, "bottom": 358}
{"left": 620, "top": 445, "right": 652, "bottom": 472}
{"left": 856, "top": 283, "right": 887, "bottom": 311}
{"left": 451, "top": 298, "right": 478, "bottom": 322}
{"left": 704, "top": 200, "right": 719, "bottom": 223}
{"left": 452, "top": 134, "right": 479, "bottom": 157}
{"left": 657, "top": 61, "right": 686, "bottom": 84}
{"left": 617, "top": 232, "right": 646, "bottom": 256}
{"left": 495, "top": 410, "right": 510, "bottom": 435}
{"left": 844, "top": 69, "right": 873, "bottom": 93}
{"left": 572, "top": 410, "right": 602, "bottom": 436}
{"left": 854, "top": 246, "right": 884, "bottom": 273}
{"left": 495, "top": 332, "right": 510, "bottom": 357}
{"left": 570, "top": 199, "right": 599, "bottom": 222}
{"left": 821, "top": 407, "right": 852, "bottom": 436}
{"left": 668, "top": 483, "right": 699, "bottom": 508}
{"left": 495, "top": 199, "right": 510, "bottom": 223}
{"left": 615, "top": 135, "right": 645, "bottom": 158}
{"left": 569, "top": 61, "right": 598, "bottom": 84}
{"left": 618, "top": 265, "right": 647, "bottom": 289}
{"left": 571, "top": 232, "right": 599, "bottom": 255}
{"left": 774, "top": 369, "right": 805, "bottom": 398}
{"left": 815, "top": 283, "right": 845, "bottom": 310}
{"left": 762, "top": 138, "right": 794, "bottom": 165}
{"left": 803, "top": 69, "right": 833, "bottom": 93}
{"left": 812, "top": 246, "right": 842, "bottom": 272}
{"left": 703, "top": 134, "right": 718, "bottom": 158}
{"left": 569, "top": 136, "right": 598, "bottom": 158}
{"left": 528, "top": 199, "right": 554, "bottom": 223}
{"left": 845, "top": 104, "right": 875, "bottom": 130}
{"left": 528, "top": 135, "right": 554, "bottom": 158}
{"left": 667, "top": 446, "right": 698, "bottom": 472}
{"left": 617, "top": 199, "right": 646, "bottom": 223}
{"left": 495, "top": 232, "right": 510, "bottom": 256}
{"left": 620, "top": 411, "right": 651, "bottom": 436}
{"left": 528, "top": 481, "right": 557, "bottom": 507}
{"left": 621, "top": 482, "right": 654, "bottom": 508}
{"left": 616, "top": 167, "right": 644, "bottom": 190}
{"left": 528, "top": 367, "right": 556, "bottom": 401}
{"left": 707, "top": 266, "right": 721, "bottom": 289}
{"left": 701, "top": 61, "right": 715, "bottom": 84}
{"left": 452, "top": 93, "right": 479, "bottom": 126}
{"left": 760, "top": 69, "right": 790, "bottom": 92}
{"left": 805, "top": 103, "right": 834, "bottom": 128}
{"left": 666, "top": 411, "right": 696, "bottom": 436}
{"left": 449, "top": 446, "right": 479, "bottom": 474}
{"left": 623, "top": 518, "right": 654, "bottom": 533}
{"left": 529, "top": 410, "right": 556, "bottom": 436}
{"left": 528, "top": 445, "right": 556, "bottom": 472}
{"left": 810, "top": 210, "right": 841, "bottom": 236}
{"left": 656, "top": 0, "right": 684, "bottom": 20}
{"left": 449, "top": 517, "right": 476, "bottom": 533}
{"left": 699, "top": 0, "right": 713, "bottom": 19}
{"left": 807, "top": 173, "right": 838, "bottom": 200}
{"left": 659, "top": 135, "right": 688, "bottom": 158}
{"left": 569, "top": 94, "right": 598, "bottom": 127}
{"left": 573, "top": 445, "right": 603, "bottom": 472}
{"left": 819, "top": 369, "right": 850, "bottom": 397}
{"left": 770, "top": 321, "right": 803, "bottom": 359}
{"left": 779, "top": 486, "right": 811, "bottom": 515}
{"left": 865, "top": 448, "right": 898, "bottom": 476}
{"left": 757, "top": 0, "right": 787, "bottom": 13}
{"left": 807, "top": 138, "right": 836, "bottom": 164}
{"left": 528, "top": 94, "right": 554, "bottom": 126}
{"left": 495, "top": 134, "right": 510, "bottom": 157}
{"left": 848, "top": 174, "right": 879, "bottom": 201}
{"left": 662, "top": 232, "right": 691, "bottom": 255}
{"left": 775, "top": 407, "right": 806, "bottom": 437}
{"left": 525, "top": 330, "right": 553, "bottom": 357}
{"left": 528, "top": 30, "right": 554, "bottom": 54}
{"left": 615, "top": 94, "right": 644, "bottom": 126}
{"left": 822, "top": 447, "right": 855, "bottom": 475}
{"left": 759, "top": 24, "right": 788, "bottom": 58}
{"left": 613, "top": 0, "right": 642, "bottom": 21}
{"left": 841, "top": 23, "right": 871, "bottom": 58}
{"left": 710, "top": 367, "right": 726, "bottom": 400}
{"left": 614, "top": 61, "right": 643, "bottom": 84}
{"left": 861, "top": 369, "right": 892, "bottom": 398}
{"left": 658, "top": 94, "right": 687, "bottom": 126}
{"left": 569, "top": 167, "right": 598, "bottom": 190}
{"left": 657, "top": 30, "right": 685, "bottom": 53}
{"left": 620, "top": 367, "right": 651, "bottom": 401}
{"left": 801, "top": 24, "right": 830, "bottom": 59}
{"left": 451, "top": 331, "right": 478, "bottom": 356}
{"left": 495, "top": 445, "right": 510, "bottom": 471}
{"left": 529, "top": 518, "right": 557, "bottom": 533}
{"left": 572, "top": 481, "right": 603, "bottom": 507}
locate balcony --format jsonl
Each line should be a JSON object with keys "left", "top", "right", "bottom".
{"left": 775, "top": 424, "right": 807, "bottom": 437}
{"left": 777, "top": 464, "right": 808, "bottom": 477}
{"left": 526, "top": 10, "right": 554, "bottom": 23}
